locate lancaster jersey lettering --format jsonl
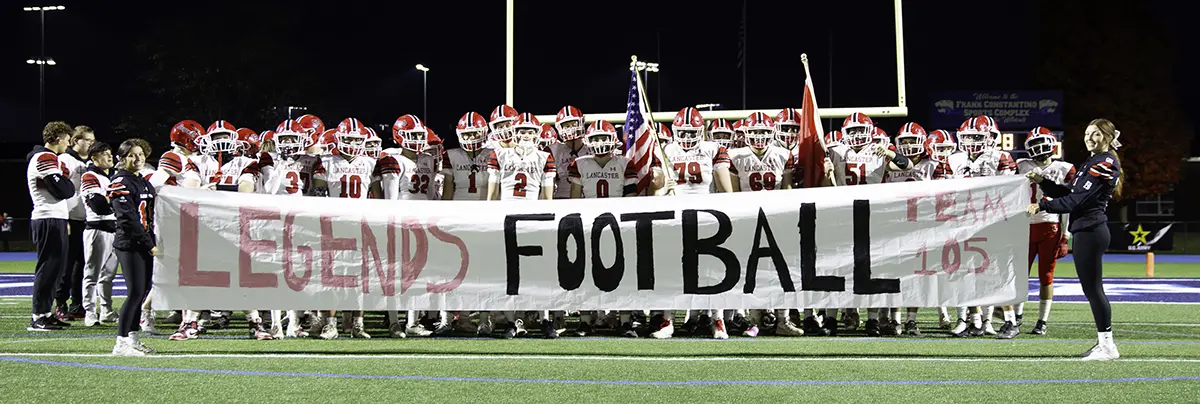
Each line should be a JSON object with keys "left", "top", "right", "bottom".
{"left": 567, "top": 155, "right": 638, "bottom": 198}
{"left": 828, "top": 144, "right": 889, "bottom": 186}
{"left": 947, "top": 150, "right": 1017, "bottom": 178}
{"left": 728, "top": 145, "right": 793, "bottom": 191}
{"left": 395, "top": 153, "right": 438, "bottom": 200}
{"left": 316, "top": 155, "right": 376, "bottom": 200}
{"left": 441, "top": 147, "right": 492, "bottom": 200}
{"left": 885, "top": 158, "right": 940, "bottom": 182}
{"left": 487, "top": 148, "right": 556, "bottom": 201}
{"left": 663, "top": 141, "right": 730, "bottom": 195}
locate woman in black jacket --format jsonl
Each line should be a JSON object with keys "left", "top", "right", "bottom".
{"left": 1026, "top": 118, "right": 1123, "bottom": 361}
{"left": 108, "top": 139, "right": 158, "bottom": 356}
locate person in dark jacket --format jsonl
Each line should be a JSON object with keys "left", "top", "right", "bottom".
{"left": 108, "top": 139, "right": 157, "bottom": 356}
{"left": 1026, "top": 118, "right": 1123, "bottom": 361}
{"left": 25, "top": 122, "right": 77, "bottom": 331}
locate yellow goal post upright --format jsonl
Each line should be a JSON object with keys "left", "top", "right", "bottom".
{"left": 516, "top": 0, "right": 910, "bottom": 125}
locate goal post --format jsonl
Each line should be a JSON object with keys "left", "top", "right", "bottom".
{"left": 526, "top": 0, "right": 909, "bottom": 124}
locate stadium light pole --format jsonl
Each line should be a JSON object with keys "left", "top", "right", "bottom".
{"left": 630, "top": 61, "right": 660, "bottom": 109}
{"left": 505, "top": 0, "right": 513, "bottom": 107}
{"left": 415, "top": 64, "right": 429, "bottom": 120}
{"left": 287, "top": 106, "right": 307, "bottom": 120}
{"left": 24, "top": 5, "right": 65, "bottom": 124}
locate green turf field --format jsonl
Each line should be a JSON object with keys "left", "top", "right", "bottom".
{"left": 2, "top": 260, "right": 1198, "bottom": 402}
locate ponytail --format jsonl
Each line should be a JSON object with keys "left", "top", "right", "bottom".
{"left": 1110, "top": 150, "right": 1123, "bottom": 200}
{"left": 1088, "top": 118, "right": 1123, "bottom": 200}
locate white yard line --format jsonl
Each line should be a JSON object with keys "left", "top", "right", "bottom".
{"left": 0, "top": 352, "right": 1198, "bottom": 363}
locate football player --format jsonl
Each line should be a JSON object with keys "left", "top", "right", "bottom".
{"left": 309, "top": 118, "right": 401, "bottom": 339}
{"left": 566, "top": 121, "right": 642, "bottom": 338}
{"left": 707, "top": 118, "right": 735, "bottom": 149}
{"left": 1016, "top": 127, "right": 1074, "bottom": 337}
{"left": 665, "top": 107, "right": 734, "bottom": 339}
{"left": 824, "top": 112, "right": 912, "bottom": 337}
{"left": 882, "top": 123, "right": 943, "bottom": 336}
{"left": 946, "top": 115, "right": 1017, "bottom": 338}
{"left": 549, "top": 106, "right": 587, "bottom": 201}
{"left": 486, "top": 105, "right": 519, "bottom": 150}
{"left": 727, "top": 112, "right": 795, "bottom": 338}
{"left": 439, "top": 112, "right": 493, "bottom": 335}
{"left": 486, "top": 113, "right": 557, "bottom": 338}
{"left": 384, "top": 114, "right": 444, "bottom": 338}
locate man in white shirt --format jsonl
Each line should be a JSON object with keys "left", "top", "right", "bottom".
{"left": 54, "top": 125, "right": 95, "bottom": 321}
{"left": 25, "top": 122, "right": 77, "bottom": 331}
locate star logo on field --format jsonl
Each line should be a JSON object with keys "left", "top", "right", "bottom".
{"left": 1129, "top": 225, "right": 1150, "bottom": 245}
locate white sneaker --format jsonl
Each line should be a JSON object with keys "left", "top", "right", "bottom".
{"left": 285, "top": 325, "right": 308, "bottom": 339}
{"left": 139, "top": 311, "right": 156, "bottom": 334}
{"left": 318, "top": 323, "right": 338, "bottom": 339}
{"left": 950, "top": 319, "right": 968, "bottom": 335}
{"left": 983, "top": 321, "right": 997, "bottom": 336}
{"left": 84, "top": 311, "right": 100, "bottom": 327}
{"left": 1082, "top": 344, "right": 1120, "bottom": 361}
{"left": 112, "top": 337, "right": 145, "bottom": 356}
{"left": 712, "top": 319, "right": 729, "bottom": 339}
{"left": 100, "top": 311, "right": 118, "bottom": 324}
{"left": 269, "top": 322, "right": 284, "bottom": 340}
{"left": 165, "top": 311, "right": 182, "bottom": 324}
{"left": 776, "top": 321, "right": 805, "bottom": 336}
{"left": 389, "top": 322, "right": 407, "bottom": 338}
{"left": 407, "top": 324, "right": 433, "bottom": 337}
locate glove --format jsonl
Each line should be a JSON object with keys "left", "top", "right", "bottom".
{"left": 1056, "top": 236, "right": 1070, "bottom": 259}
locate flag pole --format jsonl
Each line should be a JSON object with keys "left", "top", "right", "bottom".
{"left": 631, "top": 55, "right": 677, "bottom": 196}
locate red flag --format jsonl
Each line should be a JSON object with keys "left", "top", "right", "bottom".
{"left": 798, "top": 73, "right": 829, "bottom": 188}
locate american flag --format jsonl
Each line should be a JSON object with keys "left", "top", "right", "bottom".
{"left": 625, "top": 69, "right": 655, "bottom": 194}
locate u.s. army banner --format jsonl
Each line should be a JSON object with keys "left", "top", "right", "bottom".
{"left": 150, "top": 176, "right": 1030, "bottom": 310}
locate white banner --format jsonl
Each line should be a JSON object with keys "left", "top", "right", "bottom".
{"left": 151, "top": 176, "right": 1030, "bottom": 310}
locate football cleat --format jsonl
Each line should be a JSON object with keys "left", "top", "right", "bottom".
{"left": 802, "top": 316, "right": 827, "bottom": 336}
{"left": 996, "top": 321, "right": 1020, "bottom": 340}
{"left": 1015, "top": 314, "right": 1024, "bottom": 328}
{"left": 165, "top": 310, "right": 182, "bottom": 325}
{"left": 350, "top": 323, "right": 371, "bottom": 339}
{"left": 100, "top": 311, "right": 118, "bottom": 324}
{"left": 649, "top": 315, "right": 674, "bottom": 339}
{"left": 406, "top": 323, "right": 433, "bottom": 337}
{"left": 572, "top": 322, "right": 593, "bottom": 337}
{"left": 139, "top": 311, "right": 156, "bottom": 334}
{"left": 542, "top": 320, "right": 559, "bottom": 339}
{"left": 318, "top": 323, "right": 338, "bottom": 339}
{"left": 712, "top": 318, "right": 730, "bottom": 340}
{"left": 822, "top": 317, "right": 839, "bottom": 337}
{"left": 865, "top": 319, "right": 881, "bottom": 337}
{"left": 983, "top": 321, "right": 997, "bottom": 336}
{"left": 776, "top": 321, "right": 805, "bottom": 336}
{"left": 1081, "top": 344, "right": 1120, "bottom": 361}
{"left": 1031, "top": 320, "right": 1048, "bottom": 335}
{"left": 903, "top": 320, "right": 922, "bottom": 337}
{"left": 621, "top": 322, "right": 639, "bottom": 338}
{"left": 950, "top": 319, "right": 971, "bottom": 338}
{"left": 938, "top": 311, "right": 953, "bottom": 330}
{"left": 841, "top": 309, "right": 861, "bottom": 331}
{"left": 389, "top": 322, "right": 407, "bottom": 339}
{"left": 251, "top": 321, "right": 276, "bottom": 340}
{"left": 742, "top": 325, "right": 760, "bottom": 338}
{"left": 477, "top": 316, "right": 494, "bottom": 337}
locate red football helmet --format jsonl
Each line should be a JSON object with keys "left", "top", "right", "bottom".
{"left": 392, "top": 114, "right": 428, "bottom": 152}
{"left": 824, "top": 130, "right": 843, "bottom": 146}
{"left": 731, "top": 119, "right": 747, "bottom": 148}
{"left": 957, "top": 115, "right": 999, "bottom": 154}
{"left": 235, "top": 128, "right": 258, "bottom": 155}
{"left": 1026, "top": 126, "right": 1057, "bottom": 159}
{"left": 203, "top": 120, "right": 238, "bottom": 154}
{"left": 743, "top": 112, "right": 775, "bottom": 149}
{"left": 584, "top": 120, "right": 619, "bottom": 155}
{"left": 364, "top": 127, "right": 382, "bottom": 159}
{"left": 296, "top": 114, "right": 325, "bottom": 137}
{"left": 707, "top": 118, "right": 734, "bottom": 148}
{"left": 274, "top": 120, "right": 309, "bottom": 156}
{"left": 539, "top": 123, "right": 558, "bottom": 150}
{"left": 335, "top": 118, "right": 370, "bottom": 157}
{"left": 896, "top": 122, "right": 928, "bottom": 157}
{"left": 671, "top": 107, "right": 705, "bottom": 150}
{"left": 511, "top": 113, "right": 541, "bottom": 149}
{"left": 925, "top": 129, "right": 957, "bottom": 163}
{"left": 841, "top": 112, "right": 874, "bottom": 148}
{"left": 488, "top": 105, "right": 520, "bottom": 143}
{"left": 313, "top": 129, "right": 337, "bottom": 155}
{"left": 170, "top": 120, "right": 205, "bottom": 153}
{"left": 456, "top": 111, "right": 488, "bottom": 152}
{"left": 653, "top": 122, "right": 673, "bottom": 147}
{"left": 555, "top": 105, "right": 585, "bottom": 141}
{"left": 872, "top": 127, "right": 892, "bottom": 147}
{"left": 774, "top": 108, "right": 802, "bottom": 149}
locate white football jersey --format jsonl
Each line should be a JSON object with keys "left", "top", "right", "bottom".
{"left": 150, "top": 150, "right": 202, "bottom": 189}
{"left": 884, "top": 158, "right": 940, "bottom": 183}
{"left": 59, "top": 150, "right": 87, "bottom": 221}
{"left": 316, "top": 154, "right": 377, "bottom": 200}
{"left": 728, "top": 145, "right": 792, "bottom": 192}
{"left": 26, "top": 150, "right": 70, "bottom": 220}
{"left": 828, "top": 144, "right": 889, "bottom": 186}
{"left": 487, "top": 148, "right": 556, "bottom": 201}
{"left": 80, "top": 168, "right": 116, "bottom": 222}
{"left": 1018, "top": 159, "right": 1077, "bottom": 224}
{"left": 187, "top": 154, "right": 222, "bottom": 188}
{"left": 394, "top": 153, "right": 439, "bottom": 201}
{"left": 441, "top": 147, "right": 492, "bottom": 200}
{"left": 947, "top": 150, "right": 1017, "bottom": 178}
{"left": 663, "top": 141, "right": 731, "bottom": 195}
{"left": 211, "top": 155, "right": 257, "bottom": 192}
{"left": 567, "top": 155, "right": 638, "bottom": 198}
{"left": 549, "top": 143, "right": 588, "bottom": 199}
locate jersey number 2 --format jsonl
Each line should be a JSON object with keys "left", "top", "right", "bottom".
{"left": 513, "top": 172, "right": 528, "bottom": 197}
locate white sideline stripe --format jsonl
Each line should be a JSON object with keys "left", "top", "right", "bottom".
{"left": 1, "top": 352, "right": 1199, "bottom": 363}
{"left": 0, "top": 338, "right": 97, "bottom": 345}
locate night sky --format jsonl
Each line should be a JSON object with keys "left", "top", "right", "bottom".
{"left": 2, "top": 0, "right": 1194, "bottom": 153}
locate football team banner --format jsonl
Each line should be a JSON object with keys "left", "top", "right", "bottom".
{"left": 150, "top": 176, "right": 1030, "bottom": 310}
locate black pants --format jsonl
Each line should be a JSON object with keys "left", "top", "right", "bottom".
{"left": 1073, "top": 225, "right": 1112, "bottom": 332}
{"left": 116, "top": 249, "right": 153, "bottom": 336}
{"left": 30, "top": 218, "right": 68, "bottom": 316}
{"left": 56, "top": 220, "right": 85, "bottom": 309}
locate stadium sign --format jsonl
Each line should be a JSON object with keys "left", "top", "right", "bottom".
{"left": 151, "top": 177, "right": 1031, "bottom": 310}
{"left": 1109, "top": 222, "right": 1175, "bottom": 252}
{"left": 931, "top": 91, "right": 1063, "bottom": 129}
